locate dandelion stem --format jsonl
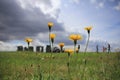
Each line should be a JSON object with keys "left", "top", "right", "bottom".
{"left": 60, "top": 46, "right": 63, "bottom": 53}
{"left": 28, "top": 42, "right": 29, "bottom": 51}
{"left": 74, "top": 44, "right": 76, "bottom": 54}
{"left": 85, "top": 33, "right": 90, "bottom": 53}
{"left": 49, "top": 30, "right": 51, "bottom": 52}
{"left": 67, "top": 53, "right": 71, "bottom": 80}
{"left": 51, "top": 42, "right": 53, "bottom": 53}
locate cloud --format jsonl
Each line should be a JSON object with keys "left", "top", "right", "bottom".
{"left": 114, "top": 2, "right": 120, "bottom": 11}
{"left": 34, "top": 31, "right": 86, "bottom": 46}
{"left": 17, "top": 0, "right": 61, "bottom": 18}
{"left": 0, "top": 41, "right": 17, "bottom": 51}
{"left": 0, "top": 31, "right": 87, "bottom": 51}
{"left": 0, "top": 0, "right": 120, "bottom": 52}
{"left": 88, "top": 39, "right": 120, "bottom": 52}
{"left": 90, "top": 0, "right": 104, "bottom": 8}
{"left": 98, "top": 2, "right": 104, "bottom": 8}
{"left": 0, "top": 0, "right": 64, "bottom": 41}
{"left": 90, "top": 0, "right": 97, "bottom": 4}
{"left": 72, "top": 0, "right": 80, "bottom": 4}
{"left": 109, "top": 0, "right": 115, "bottom": 2}
{"left": 68, "top": 0, "right": 80, "bottom": 4}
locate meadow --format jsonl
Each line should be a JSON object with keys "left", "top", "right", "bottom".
{"left": 0, "top": 52, "right": 120, "bottom": 80}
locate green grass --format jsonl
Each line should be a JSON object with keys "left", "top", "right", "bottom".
{"left": 0, "top": 52, "right": 120, "bottom": 80}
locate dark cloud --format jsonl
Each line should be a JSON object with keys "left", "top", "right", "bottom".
{"left": 106, "top": 0, "right": 120, "bottom": 7}
{"left": 0, "top": 0, "right": 64, "bottom": 41}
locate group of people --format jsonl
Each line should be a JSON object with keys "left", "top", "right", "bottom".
{"left": 96, "top": 43, "right": 111, "bottom": 53}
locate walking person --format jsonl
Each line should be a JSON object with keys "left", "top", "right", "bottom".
{"left": 108, "top": 43, "right": 111, "bottom": 53}
{"left": 103, "top": 46, "right": 107, "bottom": 53}
{"left": 103, "top": 46, "right": 105, "bottom": 52}
{"left": 96, "top": 45, "right": 99, "bottom": 53}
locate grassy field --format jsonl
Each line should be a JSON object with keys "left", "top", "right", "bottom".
{"left": 0, "top": 52, "right": 120, "bottom": 80}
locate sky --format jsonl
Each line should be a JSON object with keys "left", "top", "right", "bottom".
{"left": 0, "top": 0, "right": 120, "bottom": 52}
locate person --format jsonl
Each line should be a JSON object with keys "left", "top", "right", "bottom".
{"left": 103, "top": 46, "right": 105, "bottom": 52}
{"left": 108, "top": 43, "right": 111, "bottom": 53}
{"left": 103, "top": 46, "right": 107, "bottom": 52}
{"left": 96, "top": 45, "right": 99, "bottom": 53}
{"left": 78, "top": 45, "right": 80, "bottom": 53}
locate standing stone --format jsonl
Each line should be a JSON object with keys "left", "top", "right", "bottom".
{"left": 46, "top": 45, "right": 51, "bottom": 53}
{"left": 36, "top": 46, "right": 40, "bottom": 52}
{"left": 17, "top": 46, "right": 23, "bottom": 51}
{"left": 29, "top": 46, "right": 34, "bottom": 52}
{"left": 24, "top": 47, "right": 28, "bottom": 51}
{"left": 41, "top": 46, "right": 44, "bottom": 52}
{"left": 36, "top": 46, "right": 44, "bottom": 52}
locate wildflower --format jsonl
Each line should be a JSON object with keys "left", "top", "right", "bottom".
{"left": 65, "top": 49, "right": 74, "bottom": 56}
{"left": 59, "top": 42, "right": 65, "bottom": 52}
{"left": 84, "top": 26, "right": 92, "bottom": 34}
{"left": 65, "top": 49, "right": 73, "bottom": 79}
{"left": 48, "top": 22, "right": 54, "bottom": 52}
{"left": 25, "top": 38, "right": 32, "bottom": 43}
{"left": 69, "top": 34, "right": 82, "bottom": 45}
{"left": 48, "top": 22, "right": 54, "bottom": 79}
{"left": 69, "top": 34, "right": 82, "bottom": 53}
{"left": 84, "top": 26, "right": 93, "bottom": 52}
{"left": 48, "top": 22, "right": 53, "bottom": 31}
{"left": 50, "top": 33, "right": 56, "bottom": 44}
{"left": 25, "top": 38, "right": 32, "bottom": 50}
{"left": 76, "top": 48, "right": 79, "bottom": 53}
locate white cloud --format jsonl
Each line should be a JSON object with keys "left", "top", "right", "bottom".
{"left": 0, "top": 41, "right": 17, "bottom": 51}
{"left": 17, "top": 0, "right": 61, "bottom": 18}
{"left": 98, "top": 2, "right": 104, "bottom": 8}
{"left": 69, "top": 0, "right": 80, "bottom": 4}
{"left": 90, "top": 0, "right": 97, "bottom": 4}
{"left": 0, "top": 39, "right": 46, "bottom": 51}
{"left": 90, "top": 0, "right": 104, "bottom": 8}
{"left": 73, "top": 0, "right": 80, "bottom": 4}
{"left": 114, "top": 2, "right": 120, "bottom": 11}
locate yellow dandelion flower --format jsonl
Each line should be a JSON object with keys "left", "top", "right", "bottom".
{"left": 25, "top": 38, "right": 33, "bottom": 43}
{"left": 68, "top": 49, "right": 74, "bottom": 54}
{"left": 64, "top": 49, "right": 69, "bottom": 53}
{"left": 84, "top": 26, "right": 92, "bottom": 34}
{"left": 65, "top": 49, "right": 74, "bottom": 55}
{"left": 59, "top": 43, "right": 65, "bottom": 47}
{"left": 84, "top": 26, "right": 92, "bottom": 30}
{"left": 69, "top": 34, "right": 82, "bottom": 41}
{"left": 50, "top": 33, "right": 56, "bottom": 39}
{"left": 76, "top": 48, "right": 78, "bottom": 51}
{"left": 50, "top": 33, "right": 56, "bottom": 43}
{"left": 48, "top": 22, "right": 53, "bottom": 28}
